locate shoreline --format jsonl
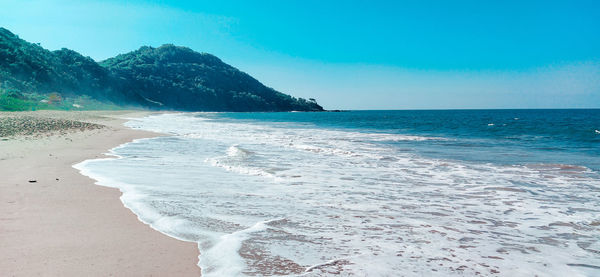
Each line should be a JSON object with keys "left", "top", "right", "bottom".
{"left": 0, "top": 111, "right": 201, "bottom": 276}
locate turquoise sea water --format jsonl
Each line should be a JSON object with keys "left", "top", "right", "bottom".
{"left": 76, "top": 110, "right": 600, "bottom": 276}
{"left": 218, "top": 109, "right": 600, "bottom": 170}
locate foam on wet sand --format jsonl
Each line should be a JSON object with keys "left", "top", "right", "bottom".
{"left": 0, "top": 110, "right": 200, "bottom": 276}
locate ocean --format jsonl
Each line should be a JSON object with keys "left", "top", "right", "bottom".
{"left": 74, "top": 110, "right": 600, "bottom": 276}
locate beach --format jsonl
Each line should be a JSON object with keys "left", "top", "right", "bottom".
{"left": 2, "top": 110, "right": 598, "bottom": 276}
{"left": 86, "top": 111, "right": 598, "bottom": 276}
{"left": 0, "top": 111, "right": 201, "bottom": 276}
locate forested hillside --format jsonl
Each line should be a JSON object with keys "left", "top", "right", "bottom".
{"left": 0, "top": 27, "right": 323, "bottom": 111}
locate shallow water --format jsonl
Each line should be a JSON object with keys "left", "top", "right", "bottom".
{"left": 75, "top": 110, "right": 600, "bottom": 276}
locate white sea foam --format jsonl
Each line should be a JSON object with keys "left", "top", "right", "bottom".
{"left": 75, "top": 113, "right": 600, "bottom": 276}
{"left": 206, "top": 145, "right": 280, "bottom": 179}
{"left": 199, "top": 218, "right": 284, "bottom": 276}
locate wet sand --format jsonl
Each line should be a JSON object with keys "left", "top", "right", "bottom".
{"left": 0, "top": 111, "right": 201, "bottom": 276}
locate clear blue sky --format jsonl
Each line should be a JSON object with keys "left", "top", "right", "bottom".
{"left": 2, "top": 0, "right": 599, "bottom": 109}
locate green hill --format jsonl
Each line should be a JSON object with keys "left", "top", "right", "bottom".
{"left": 0, "top": 27, "right": 323, "bottom": 112}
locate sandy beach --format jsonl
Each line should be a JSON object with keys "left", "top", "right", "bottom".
{"left": 0, "top": 111, "right": 201, "bottom": 276}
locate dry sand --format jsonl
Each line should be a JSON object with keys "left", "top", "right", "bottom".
{"left": 0, "top": 111, "right": 201, "bottom": 276}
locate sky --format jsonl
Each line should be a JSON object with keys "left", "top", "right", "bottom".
{"left": 1, "top": 0, "right": 599, "bottom": 109}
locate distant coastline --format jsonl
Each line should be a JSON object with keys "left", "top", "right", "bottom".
{"left": 0, "top": 27, "right": 324, "bottom": 112}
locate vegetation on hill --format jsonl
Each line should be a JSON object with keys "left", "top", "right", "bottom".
{"left": 0, "top": 28, "right": 127, "bottom": 102}
{"left": 101, "top": 45, "right": 322, "bottom": 111}
{"left": 0, "top": 27, "right": 324, "bottom": 112}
